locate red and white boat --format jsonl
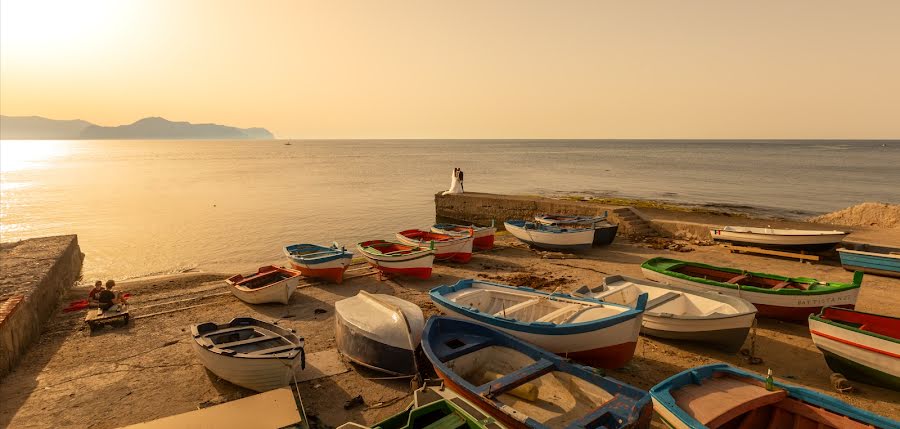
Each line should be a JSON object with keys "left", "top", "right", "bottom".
{"left": 396, "top": 229, "right": 473, "bottom": 263}
{"left": 431, "top": 223, "right": 496, "bottom": 250}
{"left": 356, "top": 240, "right": 435, "bottom": 279}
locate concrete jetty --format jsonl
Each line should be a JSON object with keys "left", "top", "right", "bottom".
{"left": 0, "top": 235, "right": 83, "bottom": 378}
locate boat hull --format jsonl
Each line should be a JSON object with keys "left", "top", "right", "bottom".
{"left": 504, "top": 221, "right": 594, "bottom": 251}
{"left": 643, "top": 323, "right": 752, "bottom": 353}
{"left": 710, "top": 228, "right": 847, "bottom": 251}
{"left": 809, "top": 312, "right": 900, "bottom": 390}
{"left": 592, "top": 224, "right": 618, "bottom": 246}
{"left": 335, "top": 313, "right": 417, "bottom": 376}
{"left": 226, "top": 267, "right": 300, "bottom": 305}
{"left": 357, "top": 242, "right": 435, "bottom": 280}
{"left": 190, "top": 340, "right": 299, "bottom": 392}
{"left": 641, "top": 267, "right": 859, "bottom": 322}
{"left": 838, "top": 248, "right": 900, "bottom": 278}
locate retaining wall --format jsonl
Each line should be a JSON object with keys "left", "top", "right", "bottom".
{"left": 0, "top": 235, "right": 83, "bottom": 379}
{"left": 435, "top": 192, "right": 628, "bottom": 226}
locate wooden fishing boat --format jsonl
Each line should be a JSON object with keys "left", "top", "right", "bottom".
{"left": 641, "top": 257, "right": 862, "bottom": 321}
{"left": 809, "top": 307, "right": 900, "bottom": 390}
{"left": 338, "top": 383, "right": 509, "bottom": 429}
{"left": 432, "top": 223, "right": 497, "bottom": 250}
{"left": 283, "top": 242, "right": 353, "bottom": 283}
{"left": 190, "top": 317, "right": 305, "bottom": 392}
{"left": 504, "top": 220, "right": 594, "bottom": 251}
{"left": 396, "top": 229, "right": 474, "bottom": 263}
{"left": 226, "top": 265, "right": 301, "bottom": 305}
{"left": 534, "top": 212, "right": 607, "bottom": 226}
{"left": 650, "top": 363, "right": 898, "bottom": 429}
{"left": 335, "top": 291, "right": 424, "bottom": 376}
{"left": 590, "top": 220, "right": 619, "bottom": 246}
{"left": 576, "top": 275, "right": 757, "bottom": 352}
{"left": 837, "top": 244, "right": 900, "bottom": 278}
{"left": 356, "top": 240, "right": 434, "bottom": 279}
{"left": 421, "top": 316, "right": 653, "bottom": 429}
{"left": 430, "top": 279, "right": 645, "bottom": 368}
{"left": 710, "top": 226, "right": 848, "bottom": 251}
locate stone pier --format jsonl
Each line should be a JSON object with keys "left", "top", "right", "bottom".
{"left": 0, "top": 235, "right": 83, "bottom": 379}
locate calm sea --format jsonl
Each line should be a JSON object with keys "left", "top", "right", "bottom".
{"left": 2, "top": 139, "right": 898, "bottom": 280}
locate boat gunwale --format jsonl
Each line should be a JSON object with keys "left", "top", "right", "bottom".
{"left": 430, "top": 279, "right": 646, "bottom": 336}
{"left": 809, "top": 306, "right": 900, "bottom": 345}
{"left": 837, "top": 248, "right": 900, "bottom": 260}
{"left": 641, "top": 257, "right": 862, "bottom": 296}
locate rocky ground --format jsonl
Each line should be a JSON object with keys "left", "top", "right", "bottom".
{"left": 1, "top": 235, "right": 898, "bottom": 428}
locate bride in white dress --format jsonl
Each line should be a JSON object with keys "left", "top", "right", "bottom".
{"left": 442, "top": 168, "right": 463, "bottom": 195}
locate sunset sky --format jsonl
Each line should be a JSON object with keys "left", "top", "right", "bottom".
{"left": 1, "top": 0, "right": 898, "bottom": 139}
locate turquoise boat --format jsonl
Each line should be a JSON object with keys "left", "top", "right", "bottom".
{"left": 837, "top": 245, "right": 900, "bottom": 278}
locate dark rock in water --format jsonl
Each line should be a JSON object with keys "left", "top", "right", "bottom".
{"left": 830, "top": 373, "right": 853, "bottom": 392}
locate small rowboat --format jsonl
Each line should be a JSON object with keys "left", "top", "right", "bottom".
{"left": 396, "top": 229, "right": 474, "bottom": 263}
{"left": 357, "top": 240, "right": 434, "bottom": 279}
{"left": 837, "top": 244, "right": 900, "bottom": 278}
{"left": 432, "top": 223, "right": 497, "bottom": 250}
{"left": 283, "top": 243, "right": 353, "bottom": 283}
{"left": 335, "top": 291, "right": 424, "bottom": 376}
{"left": 422, "top": 316, "right": 653, "bottom": 429}
{"left": 337, "top": 384, "right": 509, "bottom": 429}
{"left": 809, "top": 307, "right": 900, "bottom": 390}
{"left": 710, "top": 226, "right": 848, "bottom": 251}
{"left": 641, "top": 257, "right": 862, "bottom": 321}
{"left": 534, "top": 212, "right": 607, "bottom": 226}
{"left": 589, "top": 220, "right": 618, "bottom": 246}
{"left": 576, "top": 275, "right": 757, "bottom": 352}
{"left": 190, "top": 317, "right": 305, "bottom": 392}
{"left": 430, "top": 279, "right": 645, "bottom": 368}
{"left": 650, "top": 363, "right": 898, "bottom": 429}
{"left": 226, "top": 266, "right": 301, "bottom": 305}
{"left": 504, "top": 220, "right": 594, "bottom": 251}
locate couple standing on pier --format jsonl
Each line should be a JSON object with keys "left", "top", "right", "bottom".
{"left": 443, "top": 167, "right": 465, "bottom": 195}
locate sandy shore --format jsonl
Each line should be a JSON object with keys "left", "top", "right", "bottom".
{"left": 1, "top": 235, "right": 898, "bottom": 428}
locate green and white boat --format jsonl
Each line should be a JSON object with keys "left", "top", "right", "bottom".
{"left": 640, "top": 257, "right": 862, "bottom": 322}
{"left": 337, "top": 384, "right": 506, "bottom": 429}
{"left": 810, "top": 307, "right": 900, "bottom": 390}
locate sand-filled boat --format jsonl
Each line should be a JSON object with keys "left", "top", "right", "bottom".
{"left": 357, "top": 240, "right": 434, "bottom": 279}
{"left": 641, "top": 257, "right": 862, "bottom": 321}
{"left": 837, "top": 245, "right": 900, "bottom": 278}
{"left": 504, "top": 220, "right": 594, "bottom": 251}
{"left": 576, "top": 275, "right": 757, "bottom": 352}
{"left": 190, "top": 317, "right": 305, "bottom": 392}
{"left": 430, "top": 279, "right": 645, "bottom": 368}
{"left": 338, "top": 383, "right": 509, "bottom": 429}
{"left": 809, "top": 307, "right": 900, "bottom": 390}
{"left": 283, "top": 243, "right": 353, "bottom": 283}
{"left": 396, "top": 229, "right": 474, "bottom": 263}
{"left": 710, "top": 226, "right": 848, "bottom": 250}
{"left": 335, "top": 291, "right": 424, "bottom": 376}
{"left": 650, "top": 363, "right": 898, "bottom": 429}
{"left": 421, "top": 316, "right": 653, "bottom": 429}
{"left": 432, "top": 223, "right": 497, "bottom": 250}
{"left": 226, "top": 265, "right": 301, "bottom": 305}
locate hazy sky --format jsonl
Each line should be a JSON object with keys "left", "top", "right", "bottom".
{"left": 1, "top": 1, "right": 898, "bottom": 139}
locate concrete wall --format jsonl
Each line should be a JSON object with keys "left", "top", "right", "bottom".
{"left": 648, "top": 219, "right": 715, "bottom": 241}
{"left": 435, "top": 192, "right": 627, "bottom": 228}
{"left": 0, "top": 235, "right": 83, "bottom": 379}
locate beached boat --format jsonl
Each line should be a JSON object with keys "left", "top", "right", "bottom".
{"left": 576, "top": 275, "right": 757, "bottom": 352}
{"left": 338, "top": 383, "right": 509, "bottom": 429}
{"left": 504, "top": 220, "right": 594, "bottom": 251}
{"left": 650, "top": 363, "right": 898, "bottom": 429}
{"left": 421, "top": 316, "right": 653, "bottom": 429}
{"left": 335, "top": 291, "right": 424, "bottom": 376}
{"left": 641, "top": 257, "right": 862, "bottom": 321}
{"left": 589, "top": 220, "right": 619, "bottom": 246}
{"left": 226, "top": 265, "right": 301, "bottom": 305}
{"left": 837, "top": 244, "right": 900, "bottom": 278}
{"left": 532, "top": 213, "right": 617, "bottom": 246}
{"left": 431, "top": 223, "right": 497, "bottom": 250}
{"left": 356, "top": 240, "right": 434, "bottom": 279}
{"left": 190, "top": 317, "right": 305, "bottom": 392}
{"left": 533, "top": 212, "right": 607, "bottom": 226}
{"left": 430, "top": 279, "right": 645, "bottom": 368}
{"left": 710, "top": 226, "right": 848, "bottom": 250}
{"left": 809, "top": 307, "right": 900, "bottom": 390}
{"left": 396, "top": 229, "right": 474, "bottom": 263}
{"left": 283, "top": 242, "right": 353, "bottom": 283}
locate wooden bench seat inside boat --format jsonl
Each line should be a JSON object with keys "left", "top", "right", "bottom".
{"left": 536, "top": 304, "right": 581, "bottom": 323}
{"left": 726, "top": 275, "right": 749, "bottom": 284}
{"left": 673, "top": 376, "right": 787, "bottom": 428}
{"left": 645, "top": 292, "right": 681, "bottom": 311}
{"left": 216, "top": 334, "right": 281, "bottom": 349}
{"left": 493, "top": 298, "right": 542, "bottom": 317}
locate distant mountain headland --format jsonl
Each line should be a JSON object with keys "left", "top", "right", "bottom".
{"left": 0, "top": 115, "right": 274, "bottom": 140}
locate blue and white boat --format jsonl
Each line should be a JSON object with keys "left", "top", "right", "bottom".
{"left": 283, "top": 243, "right": 353, "bottom": 283}
{"left": 651, "top": 363, "right": 899, "bottom": 429}
{"left": 504, "top": 220, "right": 594, "bottom": 251}
{"left": 837, "top": 244, "right": 900, "bottom": 278}
{"left": 421, "top": 316, "right": 653, "bottom": 429}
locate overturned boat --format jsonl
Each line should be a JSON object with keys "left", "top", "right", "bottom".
{"left": 226, "top": 265, "right": 301, "bottom": 305}
{"left": 190, "top": 317, "right": 305, "bottom": 392}
{"left": 335, "top": 291, "right": 424, "bottom": 376}
{"left": 283, "top": 242, "right": 353, "bottom": 283}
{"left": 577, "top": 275, "right": 757, "bottom": 352}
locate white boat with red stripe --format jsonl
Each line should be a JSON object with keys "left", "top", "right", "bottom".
{"left": 396, "top": 229, "right": 473, "bottom": 263}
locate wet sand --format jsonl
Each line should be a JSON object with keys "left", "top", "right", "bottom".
{"left": 1, "top": 235, "right": 898, "bottom": 428}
